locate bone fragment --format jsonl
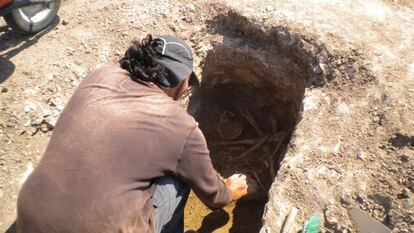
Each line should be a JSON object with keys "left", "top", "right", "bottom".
{"left": 219, "top": 138, "right": 260, "bottom": 146}
{"left": 241, "top": 108, "right": 264, "bottom": 136}
{"left": 271, "top": 131, "right": 288, "bottom": 158}
{"left": 238, "top": 134, "right": 269, "bottom": 159}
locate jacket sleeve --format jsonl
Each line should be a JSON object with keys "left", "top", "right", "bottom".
{"left": 173, "top": 126, "right": 233, "bottom": 209}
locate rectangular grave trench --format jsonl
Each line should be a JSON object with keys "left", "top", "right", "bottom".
{"left": 184, "top": 46, "right": 306, "bottom": 233}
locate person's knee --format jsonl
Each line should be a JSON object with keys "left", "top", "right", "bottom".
{"left": 153, "top": 176, "right": 188, "bottom": 208}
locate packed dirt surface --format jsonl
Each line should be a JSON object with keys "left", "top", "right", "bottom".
{"left": 1, "top": 0, "right": 413, "bottom": 233}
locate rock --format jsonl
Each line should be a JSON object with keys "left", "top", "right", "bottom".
{"left": 320, "top": 63, "right": 328, "bottom": 73}
{"left": 312, "top": 64, "right": 323, "bottom": 74}
{"left": 0, "top": 187, "right": 3, "bottom": 199}
{"left": 409, "top": 182, "right": 414, "bottom": 193}
{"left": 325, "top": 205, "right": 339, "bottom": 225}
{"left": 387, "top": 208, "right": 400, "bottom": 227}
{"left": 185, "top": 3, "right": 196, "bottom": 12}
{"left": 337, "top": 226, "right": 348, "bottom": 233}
{"left": 266, "top": 5, "right": 274, "bottom": 11}
{"left": 357, "top": 151, "right": 366, "bottom": 161}
{"left": 48, "top": 98, "right": 64, "bottom": 111}
{"left": 168, "top": 24, "right": 177, "bottom": 32}
{"left": 24, "top": 101, "right": 37, "bottom": 113}
{"left": 195, "top": 45, "right": 211, "bottom": 55}
{"left": 48, "top": 99, "right": 57, "bottom": 107}
{"left": 403, "top": 214, "right": 413, "bottom": 224}
{"left": 401, "top": 188, "right": 410, "bottom": 199}
{"left": 1, "top": 87, "right": 8, "bottom": 93}
{"left": 31, "top": 116, "right": 43, "bottom": 125}
{"left": 62, "top": 19, "right": 69, "bottom": 25}
{"left": 400, "top": 154, "right": 409, "bottom": 162}
{"left": 42, "top": 108, "right": 51, "bottom": 118}
{"left": 44, "top": 118, "right": 57, "bottom": 129}
{"left": 340, "top": 193, "right": 353, "bottom": 206}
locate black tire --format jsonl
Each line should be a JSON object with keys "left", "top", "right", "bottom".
{"left": 3, "top": 0, "right": 61, "bottom": 34}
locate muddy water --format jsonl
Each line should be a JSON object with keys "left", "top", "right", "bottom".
{"left": 184, "top": 192, "right": 265, "bottom": 233}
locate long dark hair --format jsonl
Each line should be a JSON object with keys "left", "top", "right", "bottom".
{"left": 120, "top": 34, "right": 169, "bottom": 85}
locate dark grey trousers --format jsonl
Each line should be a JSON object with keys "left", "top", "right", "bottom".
{"left": 152, "top": 176, "right": 190, "bottom": 233}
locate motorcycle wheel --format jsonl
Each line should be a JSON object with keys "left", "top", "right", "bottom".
{"left": 3, "top": 0, "right": 61, "bottom": 34}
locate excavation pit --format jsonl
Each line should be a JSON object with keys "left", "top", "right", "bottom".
{"left": 184, "top": 46, "right": 307, "bottom": 233}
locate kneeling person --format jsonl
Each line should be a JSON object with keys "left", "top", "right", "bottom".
{"left": 16, "top": 35, "right": 248, "bottom": 233}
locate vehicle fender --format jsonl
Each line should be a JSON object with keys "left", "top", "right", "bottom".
{"left": 0, "top": 0, "right": 12, "bottom": 8}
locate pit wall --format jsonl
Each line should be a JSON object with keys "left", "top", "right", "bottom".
{"left": 261, "top": 88, "right": 334, "bottom": 233}
{"left": 216, "top": 9, "right": 381, "bottom": 233}
{"left": 193, "top": 10, "right": 341, "bottom": 232}
{"left": 191, "top": 46, "right": 306, "bottom": 132}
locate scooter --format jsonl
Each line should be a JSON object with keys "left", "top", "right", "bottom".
{"left": 0, "top": 0, "right": 60, "bottom": 34}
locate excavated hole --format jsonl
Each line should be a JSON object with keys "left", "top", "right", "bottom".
{"left": 184, "top": 46, "right": 306, "bottom": 233}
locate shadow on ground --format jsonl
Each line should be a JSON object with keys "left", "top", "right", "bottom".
{"left": 5, "top": 221, "right": 16, "bottom": 233}
{"left": 0, "top": 16, "right": 60, "bottom": 83}
{"left": 195, "top": 209, "right": 229, "bottom": 233}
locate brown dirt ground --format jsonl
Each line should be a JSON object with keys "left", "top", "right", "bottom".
{"left": 1, "top": 0, "right": 413, "bottom": 233}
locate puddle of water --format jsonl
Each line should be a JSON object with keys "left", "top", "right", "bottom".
{"left": 185, "top": 192, "right": 265, "bottom": 233}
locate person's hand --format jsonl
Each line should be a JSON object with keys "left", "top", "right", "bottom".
{"left": 224, "top": 174, "right": 248, "bottom": 201}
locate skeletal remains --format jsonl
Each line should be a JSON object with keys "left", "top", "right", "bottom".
{"left": 216, "top": 108, "right": 288, "bottom": 198}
